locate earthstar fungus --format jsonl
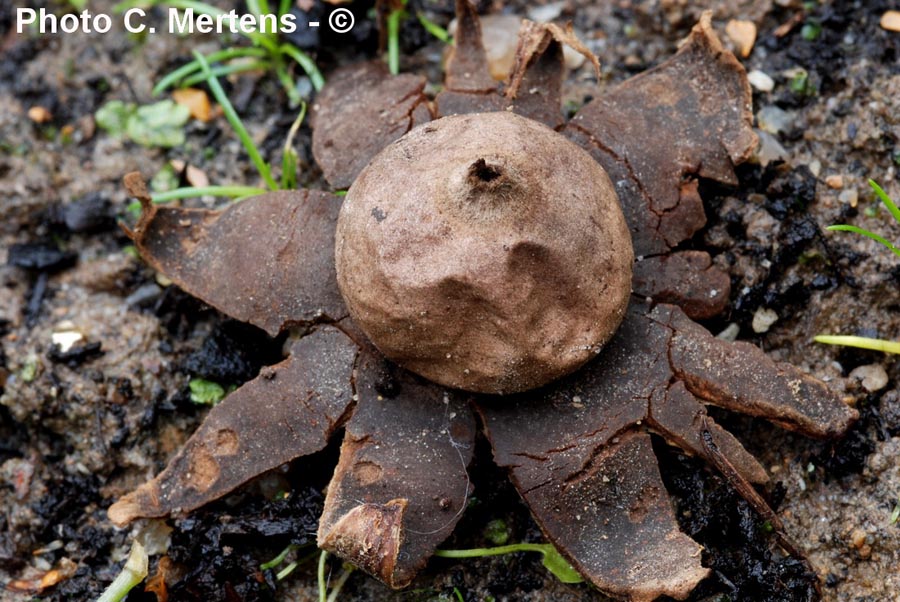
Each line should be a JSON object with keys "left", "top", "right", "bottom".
{"left": 110, "top": 5, "right": 857, "bottom": 601}
{"left": 335, "top": 111, "right": 633, "bottom": 393}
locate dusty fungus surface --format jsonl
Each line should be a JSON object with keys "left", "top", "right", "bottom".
{"left": 102, "top": 3, "right": 861, "bottom": 601}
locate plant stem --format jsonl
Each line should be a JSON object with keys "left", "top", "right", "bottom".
{"left": 434, "top": 543, "right": 550, "bottom": 558}
{"left": 193, "top": 50, "right": 278, "bottom": 190}
{"left": 281, "top": 44, "right": 325, "bottom": 91}
{"left": 96, "top": 541, "right": 148, "bottom": 602}
{"left": 326, "top": 565, "right": 354, "bottom": 602}
{"left": 318, "top": 551, "right": 329, "bottom": 602}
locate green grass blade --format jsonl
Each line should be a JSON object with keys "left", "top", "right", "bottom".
{"left": 317, "top": 551, "right": 328, "bottom": 602}
{"left": 273, "top": 60, "right": 302, "bottom": 106}
{"left": 814, "top": 335, "right": 900, "bottom": 354}
{"left": 180, "top": 60, "right": 270, "bottom": 87}
{"left": 280, "top": 44, "right": 325, "bottom": 91}
{"left": 260, "top": 543, "right": 298, "bottom": 571}
{"left": 826, "top": 224, "right": 900, "bottom": 259}
{"left": 278, "top": 0, "right": 291, "bottom": 17}
{"left": 387, "top": 8, "right": 405, "bottom": 75}
{"left": 281, "top": 102, "right": 306, "bottom": 189}
{"left": 416, "top": 11, "right": 450, "bottom": 42}
{"left": 151, "top": 185, "right": 268, "bottom": 202}
{"left": 869, "top": 179, "right": 900, "bottom": 225}
{"left": 164, "top": 0, "right": 226, "bottom": 17}
{"left": 247, "top": 0, "right": 263, "bottom": 18}
{"left": 152, "top": 47, "right": 268, "bottom": 96}
{"left": 193, "top": 51, "right": 278, "bottom": 190}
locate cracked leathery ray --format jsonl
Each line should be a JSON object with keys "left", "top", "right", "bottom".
{"left": 123, "top": 176, "right": 347, "bottom": 336}
{"left": 477, "top": 302, "right": 855, "bottom": 601}
{"left": 108, "top": 326, "right": 359, "bottom": 526}
{"left": 318, "top": 351, "right": 476, "bottom": 588}
{"left": 311, "top": 61, "right": 433, "bottom": 189}
{"left": 565, "top": 13, "right": 756, "bottom": 319}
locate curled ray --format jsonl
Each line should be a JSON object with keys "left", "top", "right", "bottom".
{"left": 318, "top": 352, "right": 476, "bottom": 588}
{"left": 504, "top": 21, "right": 600, "bottom": 129}
{"left": 311, "top": 61, "right": 432, "bottom": 189}
{"left": 123, "top": 176, "right": 346, "bottom": 336}
{"left": 109, "top": 327, "right": 358, "bottom": 526}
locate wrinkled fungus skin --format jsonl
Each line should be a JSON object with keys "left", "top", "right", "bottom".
{"left": 335, "top": 112, "right": 634, "bottom": 394}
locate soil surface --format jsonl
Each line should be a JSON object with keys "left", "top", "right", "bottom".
{"left": 1, "top": 1, "right": 899, "bottom": 601}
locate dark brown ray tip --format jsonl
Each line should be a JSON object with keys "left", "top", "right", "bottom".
{"left": 108, "top": 327, "right": 358, "bottom": 526}
{"left": 318, "top": 353, "right": 476, "bottom": 588}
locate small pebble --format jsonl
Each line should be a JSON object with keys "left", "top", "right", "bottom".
{"left": 881, "top": 10, "right": 900, "bottom": 32}
{"left": 808, "top": 159, "right": 821, "bottom": 177}
{"left": 825, "top": 174, "right": 844, "bottom": 189}
{"left": 27, "top": 106, "right": 52, "bottom": 123}
{"left": 725, "top": 19, "right": 757, "bottom": 58}
{"left": 752, "top": 308, "right": 779, "bottom": 333}
{"left": 839, "top": 188, "right": 858, "bottom": 207}
{"left": 716, "top": 323, "right": 740, "bottom": 342}
{"left": 458, "top": 15, "right": 523, "bottom": 80}
{"left": 756, "top": 130, "right": 789, "bottom": 166}
{"left": 757, "top": 105, "right": 793, "bottom": 134}
{"left": 170, "top": 160, "right": 210, "bottom": 188}
{"left": 51, "top": 330, "right": 84, "bottom": 353}
{"left": 849, "top": 364, "right": 888, "bottom": 392}
{"left": 747, "top": 69, "right": 774, "bottom": 92}
{"left": 528, "top": 2, "right": 564, "bottom": 23}
{"left": 849, "top": 528, "right": 866, "bottom": 548}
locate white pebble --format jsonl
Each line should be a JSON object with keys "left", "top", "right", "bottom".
{"left": 748, "top": 69, "right": 775, "bottom": 92}
{"left": 752, "top": 308, "right": 779, "bottom": 333}
{"left": 849, "top": 364, "right": 889, "bottom": 392}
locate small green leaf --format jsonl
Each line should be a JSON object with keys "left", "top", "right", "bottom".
{"left": 788, "top": 69, "right": 815, "bottom": 96}
{"left": 189, "top": 378, "right": 226, "bottom": 405}
{"left": 150, "top": 164, "right": 179, "bottom": 193}
{"left": 126, "top": 100, "right": 190, "bottom": 148}
{"left": 417, "top": 11, "right": 450, "bottom": 42}
{"left": 890, "top": 500, "right": 899, "bottom": 525}
{"left": 95, "top": 100, "right": 136, "bottom": 138}
{"left": 20, "top": 356, "right": 39, "bottom": 383}
{"left": 540, "top": 547, "right": 583, "bottom": 584}
{"left": 801, "top": 21, "right": 821, "bottom": 41}
{"left": 483, "top": 519, "right": 509, "bottom": 545}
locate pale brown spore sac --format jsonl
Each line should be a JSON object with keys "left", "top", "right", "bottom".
{"left": 335, "top": 111, "right": 633, "bottom": 394}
